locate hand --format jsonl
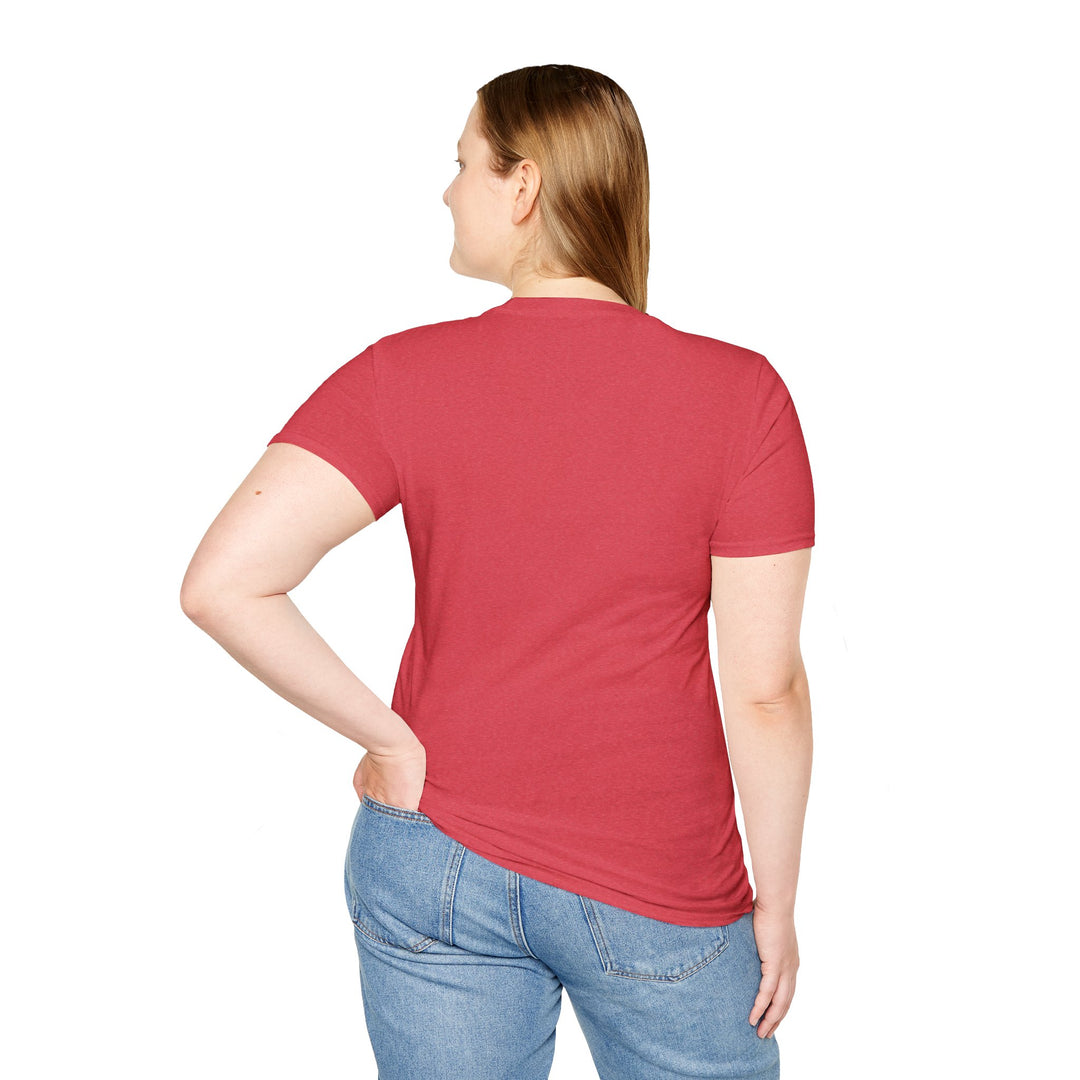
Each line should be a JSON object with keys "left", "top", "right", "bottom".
{"left": 748, "top": 903, "right": 800, "bottom": 1039}
{"left": 353, "top": 741, "right": 427, "bottom": 813}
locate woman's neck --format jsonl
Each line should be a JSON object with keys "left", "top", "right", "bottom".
{"left": 508, "top": 272, "right": 629, "bottom": 305}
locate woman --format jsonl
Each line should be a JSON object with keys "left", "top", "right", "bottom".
{"left": 181, "top": 64, "right": 814, "bottom": 1080}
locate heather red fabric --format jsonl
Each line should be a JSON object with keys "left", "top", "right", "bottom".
{"left": 268, "top": 295, "right": 815, "bottom": 926}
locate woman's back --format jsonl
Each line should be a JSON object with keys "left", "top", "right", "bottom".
{"left": 266, "top": 292, "right": 814, "bottom": 925}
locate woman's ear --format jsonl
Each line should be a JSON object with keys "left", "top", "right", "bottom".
{"left": 509, "top": 158, "right": 542, "bottom": 225}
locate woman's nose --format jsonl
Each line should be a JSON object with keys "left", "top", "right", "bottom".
{"left": 442, "top": 185, "right": 450, "bottom": 208}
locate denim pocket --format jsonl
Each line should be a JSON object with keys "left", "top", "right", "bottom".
{"left": 343, "top": 795, "right": 447, "bottom": 952}
{"left": 580, "top": 895, "right": 731, "bottom": 981}
{"left": 360, "top": 793, "right": 432, "bottom": 822}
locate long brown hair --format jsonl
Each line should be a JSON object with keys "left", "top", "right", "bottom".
{"left": 475, "top": 64, "right": 650, "bottom": 313}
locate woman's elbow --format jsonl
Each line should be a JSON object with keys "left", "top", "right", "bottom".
{"left": 179, "top": 566, "right": 245, "bottom": 626}
{"left": 179, "top": 574, "right": 217, "bottom": 625}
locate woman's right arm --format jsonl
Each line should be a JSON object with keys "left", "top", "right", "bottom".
{"left": 711, "top": 546, "right": 813, "bottom": 1040}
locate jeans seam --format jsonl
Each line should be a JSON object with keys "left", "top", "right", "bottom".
{"left": 352, "top": 917, "right": 438, "bottom": 953}
{"left": 440, "top": 842, "right": 466, "bottom": 946}
{"left": 507, "top": 870, "right": 539, "bottom": 958}
{"left": 605, "top": 936, "right": 730, "bottom": 981}
{"left": 580, "top": 895, "right": 609, "bottom": 971}
{"left": 362, "top": 794, "right": 431, "bottom": 823}
{"left": 580, "top": 896, "right": 732, "bottom": 981}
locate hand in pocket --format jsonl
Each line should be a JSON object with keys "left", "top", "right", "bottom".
{"left": 354, "top": 740, "right": 427, "bottom": 812}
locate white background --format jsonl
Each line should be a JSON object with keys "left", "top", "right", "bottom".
{"left": 3, "top": 1, "right": 1076, "bottom": 1076}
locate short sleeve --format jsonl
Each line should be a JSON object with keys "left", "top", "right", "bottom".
{"left": 266, "top": 343, "right": 401, "bottom": 520}
{"left": 709, "top": 358, "right": 815, "bottom": 557}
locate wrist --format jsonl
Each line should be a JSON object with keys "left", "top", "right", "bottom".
{"left": 369, "top": 734, "right": 425, "bottom": 759}
{"left": 753, "top": 895, "right": 796, "bottom": 917}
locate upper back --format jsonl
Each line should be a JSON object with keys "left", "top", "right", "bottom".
{"left": 372, "top": 296, "right": 808, "bottom": 586}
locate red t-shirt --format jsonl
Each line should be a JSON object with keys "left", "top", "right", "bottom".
{"left": 267, "top": 295, "right": 815, "bottom": 926}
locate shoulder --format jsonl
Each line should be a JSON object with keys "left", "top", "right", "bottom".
{"left": 370, "top": 309, "right": 491, "bottom": 358}
{"left": 639, "top": 314, "right": 773, "bottom": 400}
{"left": 642, "top": 312, "right": 768, "bottom": 371}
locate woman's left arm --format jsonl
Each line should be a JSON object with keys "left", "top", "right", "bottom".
{"left": 180, "top": 442, "right": 424, "bottom": 789}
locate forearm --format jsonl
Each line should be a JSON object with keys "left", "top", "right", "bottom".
{"left": 722, "top": 677, "right": 813, "bottom": 914}
{"left": 183, "top": 591, "right": 419, "bottom": 755}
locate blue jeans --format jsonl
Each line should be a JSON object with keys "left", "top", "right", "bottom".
{"left": 344, "top": 793, "right": 780, "bottom": 1079}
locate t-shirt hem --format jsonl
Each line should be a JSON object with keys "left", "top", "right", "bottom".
{"left": 420, "top": 809, "right": 754, "bottom": 928}
{"left": 709, "top": 533, "right": 815, "bottom": 557}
